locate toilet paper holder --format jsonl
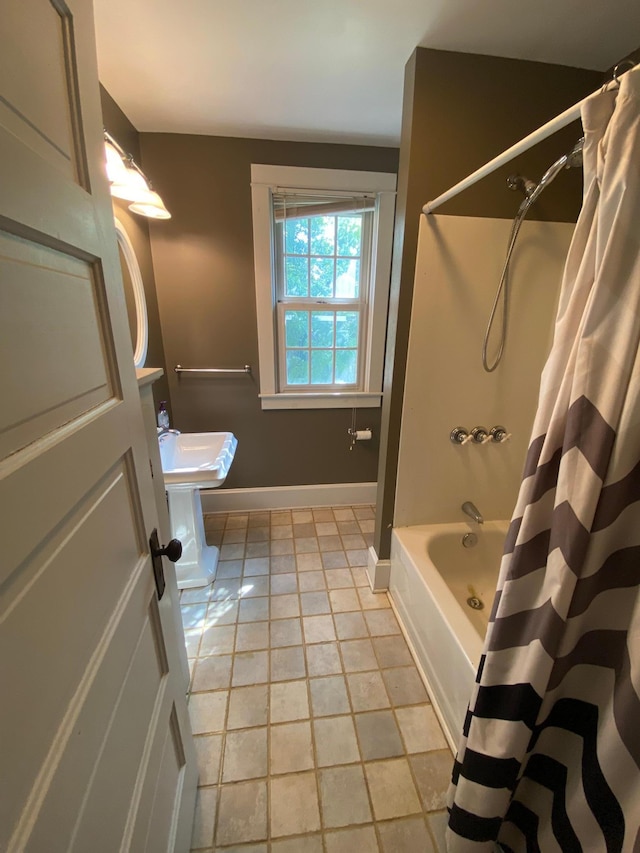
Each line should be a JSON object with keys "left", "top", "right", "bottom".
{"left": 348, "top": 409, "right": 372, "bottom": 450}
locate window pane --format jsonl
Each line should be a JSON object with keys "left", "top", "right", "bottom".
{"left": 285, "top": 256, "right": 309, "bottom": 297}
{"left": 311, "top": 311, "right": 334, "bottom": 348}
{"left": 336, "top": 311, "right": 359, "bottom": 348}
{"left": 335, "top": 258, "right": 360, "bottom": 298}
{"left": 337, "top": 216, "right": 362, "bottom": 257}
{"left": 310, "top": 216, "right": 335, "bottom": 256}
{"left": 310, "top": 258, "right": 334, "bottom": 298}
{"left": 286, "top": 350, "right": 309, "bottom": 385}
{"left": 311, "top": 350, "right": 334, "bottom": 385}
{"left": 285, "top": 310, "right": 309, "bottom": 347}
{"left": 285, "top": 218, "right": 309, "bottom": 254}
{"left": 335, "top": 349, "right": 357, "bottom": 384}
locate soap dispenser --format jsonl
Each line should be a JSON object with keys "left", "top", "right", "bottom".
{"left": 157, "top": 401, "right": 170, "bottom": 430}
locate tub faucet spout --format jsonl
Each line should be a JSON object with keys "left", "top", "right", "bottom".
{"left": 462, "top": 501, "right": 483, "bottom": 525}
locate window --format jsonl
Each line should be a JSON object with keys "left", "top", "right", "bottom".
{"left": 251, "top": 165, "right": 396, "bottom": 409}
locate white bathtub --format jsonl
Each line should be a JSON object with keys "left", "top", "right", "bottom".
{"left": 389, "top": 521, "right": 506, "bottom": 749}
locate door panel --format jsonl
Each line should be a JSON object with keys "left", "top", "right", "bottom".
{"left": 0, "top": 1, "right": 197, "bottom": 851}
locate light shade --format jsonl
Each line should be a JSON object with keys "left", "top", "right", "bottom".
{"left": 104, "top": 140, "right": 129, "bottom": 185}
{"left": 129, "top": 189, "right": 172, "bottom": 219}
{"left": 110, "top": 165, "right": 151, "bottom": 203}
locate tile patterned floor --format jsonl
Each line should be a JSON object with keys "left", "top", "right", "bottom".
{"left": 182, "top": 506, "right": 452, "bottom": 852}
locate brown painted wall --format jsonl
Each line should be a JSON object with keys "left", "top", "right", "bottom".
{"left": 139, "top": 134, "right": 398, "bottom": 489}
{"left": 374, "top": 49, "right": 603, "bottom": 559}
{"left": 100, "top": 86, "right": 171, "bottom": 410}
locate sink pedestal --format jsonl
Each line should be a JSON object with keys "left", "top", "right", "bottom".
{"left": 167, "top": 486, "right": 219, "bottom": 588}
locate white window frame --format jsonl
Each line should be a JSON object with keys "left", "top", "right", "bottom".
{"left": 251, "top": 164, "right": 396, "bottom": 410}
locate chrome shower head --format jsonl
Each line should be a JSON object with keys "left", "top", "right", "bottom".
{"left": 566, "top": 136, "right": 584, "bottom": 169}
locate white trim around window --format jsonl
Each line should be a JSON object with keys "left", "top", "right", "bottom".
{"left": 251, "top": 164, "right": 396, "bottom": 410}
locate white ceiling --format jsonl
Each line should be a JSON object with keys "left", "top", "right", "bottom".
{"left": 93, "top": 0, "right": 640, "bottom": 147}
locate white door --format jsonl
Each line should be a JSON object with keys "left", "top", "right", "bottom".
{"left": 0, "top": 1, "right": 198, "bottom": 851}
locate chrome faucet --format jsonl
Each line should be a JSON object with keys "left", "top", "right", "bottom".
{"left": 461, "top": 501, "right": 483, "bottom": 525}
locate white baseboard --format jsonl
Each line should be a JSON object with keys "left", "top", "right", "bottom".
{"left": 201, "top": 482, "right": 377, "bottom": 513}
{"left": 366, "top": 545, "right": 391, "bottom": 591}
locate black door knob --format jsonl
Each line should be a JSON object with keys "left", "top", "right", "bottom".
{"left": 152, "top": 538, "right": 183, "bottom": 563}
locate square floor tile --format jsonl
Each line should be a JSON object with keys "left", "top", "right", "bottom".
{"left": 270, "top": 573, "right": 298, "bottom": 595}
{"left": 245, "top": 541, "right": 270, "bottom": 559}
{"left": 249, "top": 512, "right": 270, "bottom": 526}
{"left": 324, "top": 568, "right": 353, "bottom": 588}
{"left": 189, "top": 690, "right": 228, "bottom": 734}
{"left": 235, "top": 621, "right": 269, "bottom": 652}
{"left": 207, "top": 600, "right": 239, "bottom": 626}
{"left": 334, "top": 612, "right": 368, "bottom": 640}
{"left": 181, "top": 584, "right": 213, "bottom": 604}
{"left": 340, "top": 639, "right": 378, "bottom": 673}
{"left": 378, "top": 816, "right": 435, "bottom": 852}
{"left": 232, "top": 651, "right": 269, "bottom": 686}
{"left": 313, "top": 715, "right": 360, "bottom": 767}
{"left": 333, "top": 508, "right": 355, "bottom": 521}
{"left": 357, "top": 587, "right": 389, "bottom": 609}
{"left": 227, "top": 684, "right": 268, "bottom": 730}
{"left": 240, "top": 576, "right": 270, "bottom": 599}
{"left": 222, "top": 727, "right": 267, "bottom": 781}
{"left": 309, "top": 675, "right": 350, "bottom": 717}
{"left": 293, "top": 522, "right": 316, "bottom": 538}
{"left": 336, "top": 520, "right": 360, "bottom": 535}
{"left": 396, "top": 705, "right": 447, "bottom": 753}
{"left": 347, "top": 549, "right": 369, "bottom": 567}
{"left": 270, "top": 540, "right": 295, "bottom": 557}
{"left": 271, "top": 555, "right": 296, "bottom": 575}
{"left": 372, "top": 635, "right": 413, "bottom": 668}
{"left": 216, "top": 559, "right": 243, "bottom": 579}
{"left": 312, "top": 508, "right": 334, "bottom": 522}
{"left": 223, "top": 528, "right": 247, "bottom": 544}
{"left": 318, "top": 535, "right": 343, "bottom": 552}
{"left": 382, "top": 667, "right": 428, "bottom": 706}
{"left": 183, "top": 627, "right": 202, "bottom": 658}
{"left": 300, "top": 591, "right": 331, "bottom": 616}
{"left": 295, "top": 536, "right": 320, "bottom": 554}
{"left": 306, "top": 642, "right": 343, "bottom": 677}
{"left": 365, "top": 758, "right": 421, "bottom": 820}
{"left": 270, "top": 772, "right": 320, "bottom": 837}
{"left": 303, "top": 614, "right": 336, "bottom": 644}
{"left": 342, "top": 534, "right": 366, "bottom": 550}
{"left": 270, "top": 594, "right": 300, "bottom": 620}
{"left": 246, "top": 527, "right": 269, "bottom": 543}
{"left": 191, "top": 786, "right": 217, "bottom": 849}
{"left": 350, "top": 567, "right": 370, "bottom": 587}
{"left": 319, "top": 765, "right": 372, "bottom": 828}
{"left": 204, "top": 512, "right": 226, "bottom": 529}
{"left": 238, "top": 597, "right": 269, "bottom": 623}
{"left": 270, "top": 646, "right": 306, "bottom": 682}
{"left": 226, "top": 514, "right": 249, "bottom": 529}
{"left": 272, "top": 837, "right": 322, "bottom": 853}
{"left": 220, "top": 543, "right": 245, "bottom": 560}
{"left": 322, "top": 552, "right": 349, "bottom": 571}
{"left": 192, "top": 654, "right": 233, "bottom": 692}
{"left": 355, "top": 710, "right": 404, "bottom": 760}
{"left": 316, "top": 521, "right": 338, "bottom": 536}
{"left": 270, "top": 721, "right": 314, "bottom": 774}
{"left": 244, "top": 557, "right": 270, "bottom": 576}
{"left": 296, "top": 553, "right": 323, "bottom": 571}
{"left": 181, "top": 603, "right": 208, "bottom": 629}
{"left": 428, "top": 811, "right": 449, "bottom": 852}
{"left": 292, "top": 509, "right": 314, "bottom": 523}
{"left": 329, "top": 588, "right": 361, "bottom": 613}
{"left": 211, "top": 578, "right": 242, "bottom": 601}
{"left": 194, "top": 733, "right": 222, "bottom": 785}
{"left": 271, "top": 523, "right": 293, "bottom": 540}
{"left": 324, "top": 825, "right": 379, "bottom": 853}
{"left": 216, "top": 780, "right": 267, "bottom": 846}
{"left": 270, "top": 618, "right": 302, "bottom": 648}
{"left": 354, "top": 506, "right": 374, "bottom": 520}
{"left": 270, "top": 679, "right": 310, "bottom": 723}
{"left": 347, "top": 671, "right": 390, "bottom": 712}
{"left": 364, "top": 610, "right": 401, "bottom": 636}
{"left": 271, "top": 511, "right": 292, "bottom": 525}
{"left": 410, "top": 751, "right": 452, "bottom": 811}
{"left": 200, "top": 624, "right": 236, "bottom": 656}
{"left": 298, "top": 570, "right": 327, "bottom": 592}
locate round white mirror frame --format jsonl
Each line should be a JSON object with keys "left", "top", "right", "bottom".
{"left": 114, "top": 216, "right": 148, "bottom": 368}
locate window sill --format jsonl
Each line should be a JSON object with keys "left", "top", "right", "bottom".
{"left": 259, "top": 392, "right": 382, "bottom": 410}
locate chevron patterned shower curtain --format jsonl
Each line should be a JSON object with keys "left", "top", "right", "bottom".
{"left": 447, "top": 68, "right": 640, "bottom": 853}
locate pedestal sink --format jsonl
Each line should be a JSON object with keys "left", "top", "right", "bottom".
{"left": 158, "top": 431, "right": 237, "bottom": 588}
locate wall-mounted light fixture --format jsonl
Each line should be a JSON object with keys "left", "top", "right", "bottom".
{"left": 104, "top": 130, "right": 171, "bottom": 219}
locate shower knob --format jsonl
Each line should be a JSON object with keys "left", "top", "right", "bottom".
{"left": 471, "top": 426, "right": 489, "bottom": 443}
{"left": 490, "top": 425, "right": 510, "bottom": 443}
{"left": 450, "top": 427, "right": 470, "bottom": 444}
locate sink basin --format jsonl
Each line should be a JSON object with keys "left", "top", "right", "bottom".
{"left": 158, "top": 431, "right": 238, "bottom": 588}
{"left": 159, "top": 431, "right": 237, "bottom": 488}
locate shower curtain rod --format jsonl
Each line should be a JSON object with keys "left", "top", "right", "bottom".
{"left": 422, "top": 61, "right": 640, "bottom": 215}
